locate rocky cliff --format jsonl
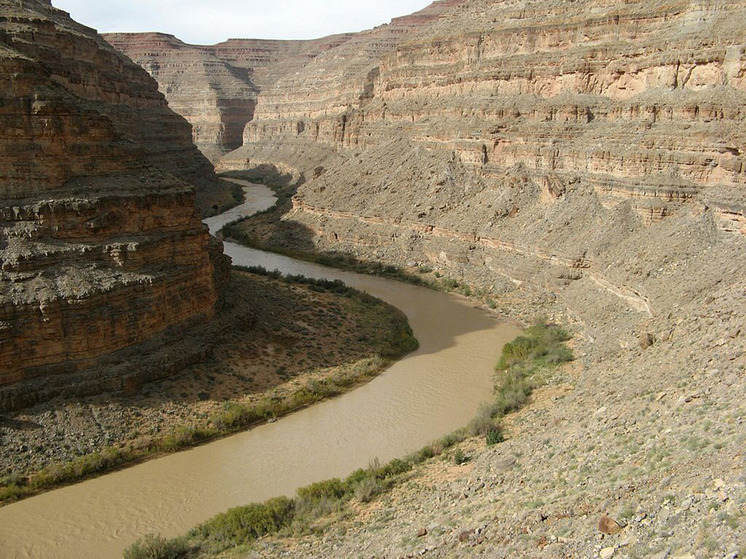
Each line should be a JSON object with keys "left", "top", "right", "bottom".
{"left": 0, "top": 0, "right": 227, "bottom": 410}
{"left": 226, "top": 0, "right": 745, "bottom": 351}
{"left": 104, "top": 32, "right": 356, "bottom": 163}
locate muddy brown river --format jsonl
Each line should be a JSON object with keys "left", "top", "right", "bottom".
{"left": 0, "top": 180, "right": 519, "bottom": 558}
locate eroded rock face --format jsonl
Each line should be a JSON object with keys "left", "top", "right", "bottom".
{"left": 0, "top": 0, "right": 226, "bottom": 410}
{"left": 221, "top": 0, "right": 745, "bottom": 350}
{"left": 104, "top": 32, "right": 356, "bottom": 163}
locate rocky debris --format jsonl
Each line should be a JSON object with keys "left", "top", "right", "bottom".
{"left": 0, "top": 0, "right": 228, "bottom": 410}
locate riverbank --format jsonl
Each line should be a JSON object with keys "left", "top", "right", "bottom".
{"left": 0, "top": 270, "right": 416, "bottom": 504}
{"left": 123, "top": 321, "right": 574, "bottom": 558}
{"left": 138, "top": 300, "right": 745, "bottom": 559}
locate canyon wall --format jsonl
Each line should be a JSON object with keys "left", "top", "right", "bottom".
{"left": 0, "top": 0, "right": 227, "bottom": 410}
{"left": 224, "top": 0, "right": 745, "bottom": 351}
{"left": 104, "top": 32, "right": 356, "bottom": 162}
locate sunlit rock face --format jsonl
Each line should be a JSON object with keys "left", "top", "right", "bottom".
{"left": 220, "top": 0, "right": 745, "bottom": 353}
{"left": 0, "top": 0, "right": 228, "bottom": 410}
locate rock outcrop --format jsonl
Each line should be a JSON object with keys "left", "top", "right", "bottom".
{"left": 0, "top": 0, "right": 227, "bottom": 410}
{"left": 104, "top": 32, "right": 356, "bottom": 162}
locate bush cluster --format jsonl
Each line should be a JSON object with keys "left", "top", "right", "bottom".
{"left": 477, "top": 319, "right": 573, "bottom": 445}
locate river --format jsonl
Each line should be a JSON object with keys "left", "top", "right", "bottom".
{"left": 0, "top": 179, "right": 519, "bottom": 559}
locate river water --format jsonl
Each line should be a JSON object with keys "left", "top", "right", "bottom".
{"left": 0, "top": 180, "right": 519, "bottom": 559}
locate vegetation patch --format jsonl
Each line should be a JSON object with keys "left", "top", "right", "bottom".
{"left": 472, "top": 319, "right": 573, "bottom": 444}
{"left": 223, "top": 217, "right": 478, "bottom": 299}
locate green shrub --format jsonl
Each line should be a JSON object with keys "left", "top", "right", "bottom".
{"left": 296, "top": 478, "right": 347, "bottom": 503}
{"left": 123, "top": 533, "right": 190, "bottom": 559}
{"left": 191, "top": 497, "right": 294, "bottom": 547}
{"left": 496, "top": 336, "right": 538, "bottom": 370}
{"left": 496, "top": 320, "right": 572, "bottom": 371}
{"left": 486, "top": 428, "right": 504, "bottom": 446}
{"left": 492, "top": 370, "right": 533, "bottom": 417}
{"left": 374, "top": 458, "right": 411, "bottom": 479}
{"left": 211, "top": 402, "right": 251, "bottom": 431}
{"left": 437, "top": 428, "right": 468, "bottom": 450}
{"left": 468, "top": 402, "right": 499, "bottom": 436}
{"left": 161, "top": 426, "right": 201, "bottom": 451}
{"left": 414, "top": 445, "right": 435, "bottom": 463}
{"left": 353, "top": 476, "right": 384, "bottom": 503}
{"left": 453, "top": 448, "right": 469, "bottom": 465}
{"left": 0, "top": 483, "right": 26, "bottom": 502}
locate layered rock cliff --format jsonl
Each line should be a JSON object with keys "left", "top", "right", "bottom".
{"left": 181, "top": 2, "right": 745, "bottom": 556}
{"left": 224, "top": 0, "right": 745, "bottom": 352}
{"left": 104, "top": 32, "right": 356, "bottom": 162}
{"left": 0, "top": 0, "right": 227, "bottom": 410}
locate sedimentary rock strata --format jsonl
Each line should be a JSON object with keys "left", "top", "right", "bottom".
{"left": 104, "top": 32, "right": 356, "bottom": 162}
{"left": 223, "top": 0, "right": 745, "bottom": 353}
{"left": 83, "top": 1, "right": 746, "bottom": 555}
{"left": 0, "top": 0, "right": 226, "bottom": 410}
{"left": 207, "top": 3, "right": 746, "bottom": 555}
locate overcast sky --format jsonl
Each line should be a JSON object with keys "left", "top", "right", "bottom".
{"left": 52, "top": 0, "right": 435, "bottom": 45}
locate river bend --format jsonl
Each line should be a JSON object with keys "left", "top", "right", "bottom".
{"left": 0, "top": 180, "right": 518, "bottom": 558}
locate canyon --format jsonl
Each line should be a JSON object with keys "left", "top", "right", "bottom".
{"left": 106, "top": 0, "right": 745, "bottom": 557}
{"left": 0, "top": 0, "right": 743, "bottom": 557}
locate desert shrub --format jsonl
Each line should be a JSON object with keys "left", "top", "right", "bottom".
{"left": 468, "top": 402, "right": 500, "bottom": 436}
{"left": 210, "top": 402, "right": 254, "bottom": 431}
{"left": 496, "top": 319, "right": 572, "bottom": 371}
{"left": 492, "top": 370, "right": 534, "bottom": 417}
{"left": 123, "top": 533, "right": 189, "bottom": 559}
{"left": 353, "top": 476, "right": 384, "bottom": 503}
{"left": 0, "top": 483, "right": 26, "bottom": 502}
{"left": 543, "top": 345, "right": 574, "bottom": 365}
{"left": 161, "top": 426, "right": 200, "bottom": 451}
{"left": 453, "top": 448, "right": 469, "bottom": 465}
{"left": 413, "top": 445, "right": 435, "bottom": 463}
{"left": 496, "top": 336, "right": 538, "bottom": 370}
{"left": 441, "top": 278, "right": 460, "bottom": 290}
{"left": 374, "top": 458, "right": 411, "bottom": 479}
{"left": 486, "top": 428, "right": 505, "bottom": 446}
{"left": 191, "top": 497, "right": 294, "bottom": 547}
{"left": 296, "top": 478, "right": 347, "bottom": 503}
{"left": 437, "top": 428, "right": 468, "bottom": 450}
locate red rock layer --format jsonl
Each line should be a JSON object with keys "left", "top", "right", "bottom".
{"left": 0, "top": 0, "right": 225, "bottom": 410}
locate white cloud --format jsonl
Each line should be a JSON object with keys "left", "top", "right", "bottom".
{"left": 53, "top": 0, "right": 435, "bottom": 44}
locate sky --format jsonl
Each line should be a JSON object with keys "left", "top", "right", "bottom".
{"left": 52, "top": 0, "right": 435, "bottom": 45}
